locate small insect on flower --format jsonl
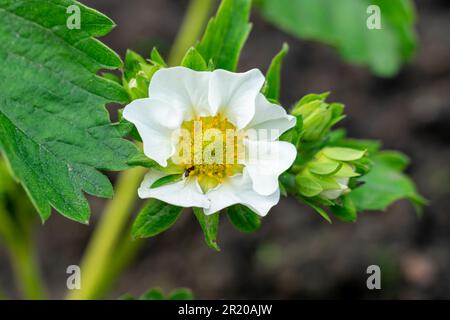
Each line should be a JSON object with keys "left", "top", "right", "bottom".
{"left": 123, "top": 67, "right": 297, "bottom": 216}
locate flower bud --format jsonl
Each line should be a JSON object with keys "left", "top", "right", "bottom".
{"left": 123, "top": 49, "right": 165, "bottom": 100}
{"left": 296, "top": 147, "right": 367, "bottom": 201}
{"left": 292, "top": 93, "right": 344, "bottom": 142}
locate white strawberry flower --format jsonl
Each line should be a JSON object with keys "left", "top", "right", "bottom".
{"left": 123, "top": 67, "right": 297, "bottom": 216}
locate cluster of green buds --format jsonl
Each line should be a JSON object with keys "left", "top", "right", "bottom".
{"left": 291, "top": 92, "right": 344, "bottom": 142}
{"left": 122, "top": 48, "right": 167, "bottom": 100}
{"left": 295, "top": 147, "right": 367, "bottom": 202}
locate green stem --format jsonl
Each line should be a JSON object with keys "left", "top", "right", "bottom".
{"left": 0, "top": 287, "right": 8, "bottom": 300}
{"left": 9, "top": 239, "right": 47, "bottom": 300}
{"left": 66, "top": 167, "right": 146, "bottom": 300}
{"left": 86, "top": 233, "right": 143, "bottom": 299}
{"left": 0, "top": 204, "right": 47, "bottom": 300}
{"left": 168, "top": 0, "right": 215, "bottom": 66}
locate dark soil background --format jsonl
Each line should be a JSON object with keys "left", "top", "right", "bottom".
{"left": 1, "top": 0, "right": 449, "bottom": 299}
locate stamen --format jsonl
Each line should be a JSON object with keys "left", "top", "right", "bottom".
{"left": 173, "top": 114, "right": 244, "bottom": 192}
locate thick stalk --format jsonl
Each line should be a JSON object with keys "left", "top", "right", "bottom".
{"left": 66, "top": 167, "right": 146, "bottom": 300}
{"left": 84, "top": 233, "right": 143, "bottom": 299}
{"left": 0, "top": 205, "right": 47, "bottom": 300}
{"left": 168, "top": 0, "right": 215, "bottom": 66}
{"left": 9, "top": 239, "right": 47, "bottom": 300}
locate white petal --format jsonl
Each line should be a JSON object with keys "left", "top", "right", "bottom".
{"left": 246, "top": 93, "right": 296, "bottom": 140}
{"left": 123, "top": 98, "right": 182, "bottom": 166}
{"left": 204, "top": 170, "right": 280, "bottom": 217}
{"left": 244, "top": 139, "right": 297, "bottom": 196}
{"left": 148, "top": 67, "right": 213, "bottom": 118}
{"left": 138, "top": 171, "right": 210, "bottom": 208}
{"left": 209, "top": 69, "right": 265, "bottom": 129}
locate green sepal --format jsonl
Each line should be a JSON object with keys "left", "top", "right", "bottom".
{"left": 301, "top": 197, "right": 332, "bottom": 223}
{"left": 181, "top": 47, "right": 208, "bottom": 71}
{"left": 307, "top": 157, "right": 342, "bottom": 176}
{"left": 262, "top": 43, "right": 289, "bottom": 102}
{"left": 280, "top": 114, "right": 303, "bottom": 148}
{"left": 150, "top": 48, "right": 167, "bottom": 67}
{"left": 193, "top": 208, "right": 220, "bottom": 251}
{"left": 126, "top": 152, "right": 158, "bottom": 169}
{"left": 323, "top": 147, "right": 367, "bottom": 161}
{"left": 197, "top": 0, "right": 252, "bottom": 71}
{"left": 150, "top": 174, "right": 183, "bottom": 189}
{"left": 131, "top": 199, "right": 183, "bottom": 239}
{"left": 227, "top": 205, "right": 261, "bottom": 233}
{"left": 331, "top": 195, "right": 357, "bottom": 222}
{"left": 296, "top": 175, "right": 323, "bottom": 197}
{"left": 279, "top": 172, "right": 297, "bottom": 195}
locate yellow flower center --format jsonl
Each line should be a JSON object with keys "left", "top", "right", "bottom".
{"left": 171, "top": 114, "right": 245, "bottom": 192}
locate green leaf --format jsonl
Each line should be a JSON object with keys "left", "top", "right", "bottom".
{"left": 262, "top": 43, "right": 289, "bottom": 102}
{"left": 168, "top": 288, "right": 194, "bottom": 300}
{"left": 193, "top": 208, "right": 220, "bottom": 251}
{"left": 140, "top": 288, "right": 165, "bottom": 300}
{"left": 132, "top": 199, "right": 183, "bottom": 238}
{"left": 181, "top": 47, "right": 208, "bottom": 71}
{"left": 348, "top": 151, "right": 426, "bottom": 213}
{"left": 151, "top": 174, "right": 183, "bottom": 189}
{"left": 197, "top": 0, "right": 252, "bottom": 71}
{"left": 328, "top": 129, "right": 381, "bottom": 155}
{"left": 227, "top": 205, "right": 261, "bottom": 233}
{"left": 0, "top": 0, "right": 137, "bottom": 223}
{"left": 371, "top": 150, "right": 409, "bottom": 171}
{"left": 256, "top": 0, "right": 416, "bottom": 76}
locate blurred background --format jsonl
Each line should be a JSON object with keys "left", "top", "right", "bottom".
{"left": 1, "top": 0, "right": 449, "bottom": 299}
